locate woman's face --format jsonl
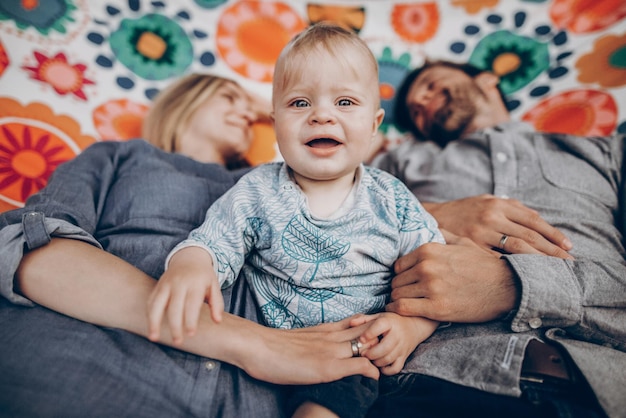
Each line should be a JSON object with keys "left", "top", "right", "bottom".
{"left": 182, "top": 82, "right": 256, "bottom": 164}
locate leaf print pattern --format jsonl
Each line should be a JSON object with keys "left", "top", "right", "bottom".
{"left": 261, "top": 299, "right": 305, "bottom": 329}
{"left": 293, "top": 282, "right": 343, "bottom": 323}
{"left": 280, "top": 214, "right": 352, "bottom": 322}
{"left": 179, "top": 164, "right": 443, "bottom": 329}
{"left": 244, "top": 217, "right": 272, "bottom": 250}
{"left": 251, "top": 272, "right": 302, "bottom": 328}
{"left": 282, "top": 214, "right": 350, "bottom": 281}
{"left": 392, "top": 179, "right": 424, "bottom": 231}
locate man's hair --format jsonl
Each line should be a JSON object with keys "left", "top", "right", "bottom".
{"left": 272, "top": 22, "right": 380, "bottom": 104}
{"left": 393, "top": 60, "right": 507, "bottom": 140}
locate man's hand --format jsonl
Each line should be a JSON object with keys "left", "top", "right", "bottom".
{"left": 424, "top": 194, "right": 573, "bottom": 259}
{"left": 387, "top": 236, "right": 520, "bottom": 323}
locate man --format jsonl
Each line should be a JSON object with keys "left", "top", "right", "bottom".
{"left": 369, "top": 60, "right": 626, "bottom": 417}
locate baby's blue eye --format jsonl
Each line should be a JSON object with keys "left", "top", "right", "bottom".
{"left": 337, "top": 99, "right": 353, "bottom": 106}
{"left": 293, "top": 99, "right": 309, "bottom": 108}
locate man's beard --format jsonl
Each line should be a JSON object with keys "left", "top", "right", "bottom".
{"left": 424, "top": 85, "right": 480, "bottom": 147}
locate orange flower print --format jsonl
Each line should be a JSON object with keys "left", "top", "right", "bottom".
{"left": 550, "top": 0, "right": 626, "bottom": 34}
{"left": 307, "top": 4, "right": 366, "bottom": 33}
{"left": 391, "top": 3, "right": 439, "bottom": 43}
{"left": 216, "top": 1, "right": 306, "bottom": 82}
{"left": 245, "top": 121, "right": 277, "bottom": 166}
{"left": 0, "top": 123, "right": 68, "bottom": 205}
{"left": 576, "top": 33, "right": 626, "bottom": 88}
{"left": 22, "top": 51, "right": 95, "bottom": 101}
{"left": 451, "top": 0, "right": 499, "bottom": 15}
{"left": 93, "top": 99, "right": 150, "bottom": 141}
{"left": 0, "top": 98, "right": 95, "bottom": 210}
{"left": 522, "top": 89, "right": 617, "bottom": 136}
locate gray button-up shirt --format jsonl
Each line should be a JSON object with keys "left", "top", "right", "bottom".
{"left": 0, "top": 140, "right": 247, "bottom": 306}
{"left": 373, "top": 122, "right": 626, "bottom": 417}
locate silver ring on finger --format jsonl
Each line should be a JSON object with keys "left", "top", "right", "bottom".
{"left": 350, "top": 339, "right": 362, "bottom": 357}
{"left": 499, "top": 234, "right": 509, "bottom": 250}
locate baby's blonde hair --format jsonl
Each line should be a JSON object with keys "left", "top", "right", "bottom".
{"left": 272, "top": 22, "right": 380, "bottom": 105}
{"left": 143, "top": 73, "right": 238, "bottom": 152}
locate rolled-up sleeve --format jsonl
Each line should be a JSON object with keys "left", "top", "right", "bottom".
{"left": 0, "top": 213, "right": 101, "bottom": 306}
{"left": 0, "top": 141, "right": 121, "bottom": 306}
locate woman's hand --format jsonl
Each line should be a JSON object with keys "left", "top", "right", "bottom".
{"left": 349, "top": 313, "right": 438, "bottom": 375}
{"left": 247, "top": 91, "right": 272, "bottom": 124}
{"left": 238, "top": 317, "right": 381, "bottom": 384}
{"left": 423, "top": 194, "right": 573, "bottom": 259}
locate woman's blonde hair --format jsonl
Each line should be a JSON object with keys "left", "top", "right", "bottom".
{"left": 142, "top": 73, "right": 237, "bottom": 152}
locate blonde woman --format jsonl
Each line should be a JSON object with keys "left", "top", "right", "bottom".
{"left": 143, "top": 73, "right": 270, "bottom": 167}
{"left": 0, "top": 73, "right": 377, "bottom": 417}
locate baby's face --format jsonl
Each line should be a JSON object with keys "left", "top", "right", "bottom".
{"left": 272, "top": 48, "right": 384, "bottom": 185}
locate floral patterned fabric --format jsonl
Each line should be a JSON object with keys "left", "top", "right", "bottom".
{"left": 0, "top": 0, "right": 625, "bottom": 211}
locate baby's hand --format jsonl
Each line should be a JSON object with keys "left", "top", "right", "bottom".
{"left": 147, "top": 247, "right": 223, "bottom": 345}
{"left": 351, "top": 312, "right": 438, "bottom": 375}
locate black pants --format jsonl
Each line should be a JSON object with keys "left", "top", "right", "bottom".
{"left": 368, "top": 373, "right": 605, "bottom": 418}
{"left": 288, "top": 375, "right": 378, "bottom": 418}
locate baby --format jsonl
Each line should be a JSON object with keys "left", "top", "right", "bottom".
{"left": 149, "top": 23, "right": 444, "bottom": 418}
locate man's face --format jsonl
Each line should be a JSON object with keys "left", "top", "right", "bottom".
{"left": 405, "top": 65, "right": 485, "bottom": 145}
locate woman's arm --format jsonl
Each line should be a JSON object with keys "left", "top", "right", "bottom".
{"left": 17, "top": 238, "right": 379, "bottom": 384}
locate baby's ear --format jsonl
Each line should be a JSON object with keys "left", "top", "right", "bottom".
{"left": 372, "top": 108, "right": 385, "bottom": 134}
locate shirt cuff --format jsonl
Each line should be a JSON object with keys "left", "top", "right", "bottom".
{"left": 503, "top": 254, "right": 581, "bottom": 332}
{"left": 22, "top": 211, "right": 51, "bottom": 249}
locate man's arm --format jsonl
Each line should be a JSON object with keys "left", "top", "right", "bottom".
{"left": 505, "top": 253, "right": 626, "bottom": 350}
{"left": 16, "top": 238, "right": 380, "bottom": 384}
{"left": 386, "top": 233, "right": 626, "bottom": 351}
{"left": 373, "top": 143, "right": 573, "bottom": 259}
{"left": 387, "top": 233, "right": 519, "bottom": 323}
{"left": 423, "top": 195, "right": 573, "bottom": 259}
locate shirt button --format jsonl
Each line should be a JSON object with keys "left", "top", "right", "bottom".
{"left": 204, "top": 361, "right": 217, "bottom": 371}
{"left": 529, "top": 318, "right": 542, "bottom": 329}
{"left": 496, "top": 152, "right": 508, "bottom": 163}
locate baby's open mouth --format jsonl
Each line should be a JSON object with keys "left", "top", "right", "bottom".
{"left": 306, "top": 138, "right": 341, "bottom": 148}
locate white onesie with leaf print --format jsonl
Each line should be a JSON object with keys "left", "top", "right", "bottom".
{"left": 167, "top": 162, "right": 444, "bottom": 329}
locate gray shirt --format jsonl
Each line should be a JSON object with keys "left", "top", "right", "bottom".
{"left": 1, "top": 129, "right": 625, "bottom": 416}
{"left": 373, "top": 122, "right": 626, "bottom": 417}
